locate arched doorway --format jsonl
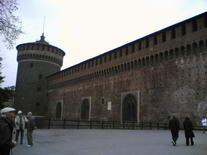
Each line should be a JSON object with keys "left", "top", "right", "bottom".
{"left": 56, "top": 102, "right": 62, "bottom": 119}
{"left": 81, "top": 99, "right": 90, "bottom": 120}
{"left": 122, "top": 94, "right": 137, "bottom": 122}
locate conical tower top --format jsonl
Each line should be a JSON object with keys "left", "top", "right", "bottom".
{"left": 36, "top": 33, "right": 49, "bottom": 44}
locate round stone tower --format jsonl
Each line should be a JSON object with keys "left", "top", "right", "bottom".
{"left": 15, "top": 34, "right": 65, "bottom": 116}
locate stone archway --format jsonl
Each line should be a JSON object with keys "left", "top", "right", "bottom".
{"left": 122, "top": 94, "right": 137, "bottom": 122}
{"left": 81, "top": 99, "right": 90, "bottom": 120}
{"left": 56, "top": 102, "right": 62, "bottom": 119}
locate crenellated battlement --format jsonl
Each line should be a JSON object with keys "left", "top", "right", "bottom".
{"left": 16, "top": 42, "right": 65, "bottom": 66}
{"left": 48, "top": 12, "right": 207, "bottom": 87}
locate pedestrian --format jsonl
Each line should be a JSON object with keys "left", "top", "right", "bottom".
{"left": 26, "top": 112, "right": 36, "bottom": 147}
{"left": 201, "top": 116, "right": 207, "bottom": 133}
{"left": 15, "top": 110, "right": 28, "bottom": 144}
{"left": 0, "top": 107, "right": 17, "bottom": 155}
{"left": 169, "top": 116, "right": 180, "bottom": 146}
{"left": 183, "top": 117, "right": 195, "bottom": 146}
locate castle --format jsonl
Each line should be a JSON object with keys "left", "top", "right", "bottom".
{"left": 15, "top": 12, "right": 207, "bottom": 124}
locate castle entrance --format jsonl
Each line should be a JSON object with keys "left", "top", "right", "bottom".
{"left": 81, "top": 99, "right": 90, "bottom": 120}
{"left": 56, "top": 102, "right": 62, "bottom": 119}
{"left": 122, "top": 94, "right": 137, "bottom": 122}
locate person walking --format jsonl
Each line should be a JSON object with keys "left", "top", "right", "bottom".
{"left": 183, "top": 117, "right": 195, "bottom": 146}
{"left": 201, "top": 116, "right": 207, "bottom": 133}
{"left": 169, "top": 116, "right": 180, "bottom": 146}
{"left": 26, "top": 112, "right": 36, "bottom": 147}
{"left": 0, "top": 107, "right": 17, "bottom": 155}
{"left": 15, "top": 110, "right": 28, "bottom": 144}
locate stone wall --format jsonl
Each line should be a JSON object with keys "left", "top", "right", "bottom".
{"left": 47, "top": 12, "right": 207, "bottom": 124}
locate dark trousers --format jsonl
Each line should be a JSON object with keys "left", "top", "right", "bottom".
{"left": 171, "top": 130, "right": 179, "bottom": 143}
{"left": 16, "top": 129, "right": 24, "bottom": 144}
{"left": 0, "top": 146, "right": 11, "bottom": 155}
{"left": 186, "top": 137, "right": 194, "bottom": 146}
{"left": 27, "top": 130, "right": 33, "bottom": 145}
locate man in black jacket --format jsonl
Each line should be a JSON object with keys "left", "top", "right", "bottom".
{"left": 169, "top": 116, "right": 180, "bottom": 146}
{"left": 183, "top": 117, "right": 194, "bottom": 146}
{"left": 0, "top": 107, "right": 16, "bottom": 155}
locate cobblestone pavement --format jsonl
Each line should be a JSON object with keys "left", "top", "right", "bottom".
{"left": 13, "top": 129, "right": 207, "bottom": 155}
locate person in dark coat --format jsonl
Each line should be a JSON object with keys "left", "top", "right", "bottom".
{"left": 0, "top": 107, "right": 16, "bottom": 155}
{"left": 26, "top": 112, "right": 36, "bottom": 147}
{"left": 169, "top": 116, "right": 180, "bottom": 146}
{"left": 183, "top": 117, "right": 194, "bottom": 146}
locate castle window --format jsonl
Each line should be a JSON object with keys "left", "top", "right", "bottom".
{"left": 104, "top": 55, "right": 107, "bottom": 62}
{"left": 181, "top": 46, "right": 185, "bottom": 56}
{"left": 131, "top": 61, "right": 134, "bottom": 69}
{"left": 42, "top": 45, "right": 45, "bottom": 51}
{"left": 26, "top": 45, "right": 29, "bottom": 50}
{"left": 108, "top": 54, "right": 112, "bottom": 61}
{"left": 125, "top": 47, "right": 128, "bottom": 55}
{"left": 30, "top": 63, "right": 34, "bottom": 68}
{"left": 181, "top": 24, "right": 186, "bottom": 35}
{"left": 38, "top": 74, "right": 43, "bottom": 79}
{"left": 199, "top": 40, "right": 204, "bottom": 50}
{"left": 91, "top": 60, "right": 94, "bottom": 66}
{"left": 36, "top": 102, "right": 40, "bottom": 106}
{"left": 162, "top": 32, "right": 166, "bottom": 42}
{"left": 171, "top": 28, "right": 176, "bottom": 39}
{"left": 134, "top": 60, "right": 138, "bottom": 68}
{"left": 153, "top": 36, "right": 157, "bottom": 45}
{"left": 142, "top": 58, "right": 145, "bottom": 66}
{"left": 175, "top": 48, "right": 179, "bottom": 57}
{"left": 146, "top": 56, "right": 150, "bottom": 65}
{"left": 119, "top": 49, "right": 122, "bottom": 57}
{"left": 138, "top": 59, "right": 141, "bottom": 67}
{"left": 160, "top": 53, "right": 163, "bottom": 62}
{"left": 155, "top": 54, "right": 159, "bottom": 63}
{"left": 114, "top": 51, "right": 117, "bottom": 59}
{"left": 146, "top": 38, "right": 149, "bottom": 48}
{"left": 127, "top": 63, "right": 130, "bottom": 70}
{"left": 131, "top": 44, "right": 135, "bottom": 53}
{"left": 100, "top": 57, "right": 102, "bottom": 64}
{"left": 101, "top": 98, "right": 105, "bottom": 104}
{"left": 150, "top": 56, "right": 154, "bottom": 65}
{"left": 37, "top": 87, "right": 42, "bottom": 92}
{"left": 164, "top": 51, "right": 168, "bottom": 60}
{"left": 205, "top": 14, "right": 207, "bottom": 27}
{"left": 192, "top": 19, "right": 198, "bottom": 32}
{"left": 138, "top": 41, "right": 142, "bottom": 50}
{"left": 186, "top": 44, "right": 191, "bottom": 56}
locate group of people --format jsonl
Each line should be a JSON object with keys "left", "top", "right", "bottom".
{"left": 0, "top": 107, "right": 36, "bottom": 155}
{"left": 169, "top": 116, "right": 195, "bottom": 146}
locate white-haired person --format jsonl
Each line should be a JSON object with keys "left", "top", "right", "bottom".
{"left": 26, "top": 112, "right": 36, "bottom": 147}
{"left": 15, "top": 110, "right": 28, "bottom": 144}
{"left": 0, "top": 107, "right": 17, "bottom": 155}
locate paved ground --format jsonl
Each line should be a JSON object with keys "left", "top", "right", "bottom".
{"left": 13, "top": 129, "right": 207, "bottom": 155}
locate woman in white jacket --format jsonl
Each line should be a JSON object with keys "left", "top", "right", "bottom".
{"left": 15, "top": 110, "right": 28, "bottom": 144}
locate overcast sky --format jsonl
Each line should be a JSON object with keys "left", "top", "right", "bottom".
{"left": 1, "top": 0, "right": 207, "bottom": 87}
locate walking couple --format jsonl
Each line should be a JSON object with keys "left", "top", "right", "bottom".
{"left": 169, "top": 116, "right": 195, "bottom": 146}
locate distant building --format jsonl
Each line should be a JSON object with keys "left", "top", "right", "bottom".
{"left": 15, "top": 12, "right": 207, "bottom": 124}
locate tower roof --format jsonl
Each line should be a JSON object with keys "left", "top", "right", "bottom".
{"left": 36, "top": 33, "right": 49, "bottom": 45}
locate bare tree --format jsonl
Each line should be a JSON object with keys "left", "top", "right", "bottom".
{"left": 0, "top": 0, "right": 22, "bottom": 48}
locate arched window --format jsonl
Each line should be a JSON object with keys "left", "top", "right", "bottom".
{"left": 56, "top": 102, "right": 62, "bottom": 119}
{"left": 186, "top": 44, "right": 191, "bottom": 56}
{"left": 122, "top": 94, "right": 137, "bottom": 122}
{"left": 81, "top": 99, "right": 90, "bottom": 120}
